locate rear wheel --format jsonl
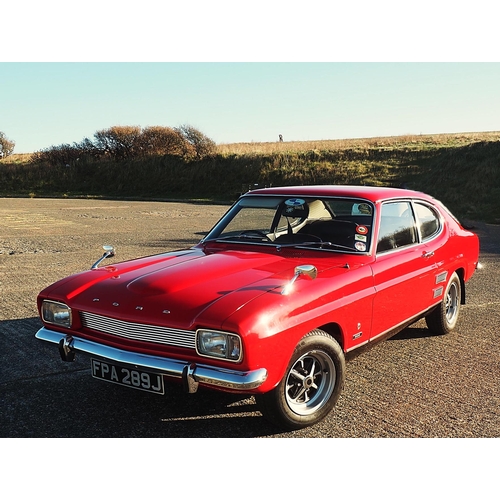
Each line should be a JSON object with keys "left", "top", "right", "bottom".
{"left": 256, "top": 330, "right": 345, "bottom": 430}
{"left": 426, "top": 272, "right": 461, "bottom": 335}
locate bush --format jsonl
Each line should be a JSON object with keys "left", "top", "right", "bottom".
{"left": 73, "top": 137, "right": 101, "bottom": 160}
{"left": 0, "top": 131, "right": 15, "bottom": 158}
{"left": 93, "top": 125, "right": 142, "bottom": 160}
{"left": 137, "top": 126, "right": 186, "bottom": 157}
{"left": 175, "top": 124, "right": 217, "bottom": 159}
{"left": 31, "top": 144, "right": 79, "bottom": 166}
{"left": 30, "top": 124, "right": 216, "bottom": 165}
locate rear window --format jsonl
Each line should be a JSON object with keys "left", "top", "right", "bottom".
{"left": 414, "top": 202, "right": 441, "bottom": 240}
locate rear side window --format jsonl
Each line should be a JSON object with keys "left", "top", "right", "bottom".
{"left": 377, "top": 201, "right": 417, "bottom": 253}
{"left": 414, "top": 202, "right": 441, "bottom": 241}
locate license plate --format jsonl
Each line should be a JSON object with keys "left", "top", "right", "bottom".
{"left": 91, "top": 359, "right": 165, "bottom": 395}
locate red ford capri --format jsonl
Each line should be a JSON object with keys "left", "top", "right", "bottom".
{"left": 36, "top": 185, "right": 480, "bottom": 429}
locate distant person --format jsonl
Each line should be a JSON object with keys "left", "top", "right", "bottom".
{"left": 279, "top": 134, "right": 283, "bottom": 142}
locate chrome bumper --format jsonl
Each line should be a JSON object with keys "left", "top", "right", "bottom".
{"left": 35, "top": 327, "right": 267, "bottom": 394}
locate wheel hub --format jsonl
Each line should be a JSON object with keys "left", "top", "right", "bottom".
{"left": 285, "top": 350, "right": 336, "bottom": 416}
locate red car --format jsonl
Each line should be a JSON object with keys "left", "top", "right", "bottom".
{"left": 36, "top": 185, "right": 480, "bottom": 430}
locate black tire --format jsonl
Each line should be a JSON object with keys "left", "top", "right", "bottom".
{"left": 425, "top": 272, "right": 461, "bottom": 335}
{"left": 256, "top": 330, "right": 345, "bottom": 430}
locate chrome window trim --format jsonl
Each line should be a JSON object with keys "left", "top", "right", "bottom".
{"left": 375, "top": 198, "right": 444, "bottom": 255}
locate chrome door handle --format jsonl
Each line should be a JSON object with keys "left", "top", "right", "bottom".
{"left": 422, "top": 251, "right": 435, "bottom": 258}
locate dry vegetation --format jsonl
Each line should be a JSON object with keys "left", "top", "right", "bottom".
{"left": 216, "top": 132, "right": 500, "bottom": 155}
{"left": 1, "top": 131, "right": 500, "bottom": 223}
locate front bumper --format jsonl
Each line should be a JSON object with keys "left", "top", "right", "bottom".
{"left": 35, "top": 327, "right": 267, "bottom": 394}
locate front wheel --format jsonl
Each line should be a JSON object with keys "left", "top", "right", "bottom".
{"left": 425, "top": 272, "right": 461, "bottom": 335}
{"left": 256, "top": 330, "right": 345, "bottom": 430}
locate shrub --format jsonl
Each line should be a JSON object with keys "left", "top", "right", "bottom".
{"left": 0, "top": 131, "right": 15, "bottom": 158}
{"left": 29, "top": 124, "right": 217, "bottom": 166}
{"left": 137, "top": 126, "right": 186, "bottom": 157}
{"left": 93, "top": 125, "right": 142, "bottom": 160}
{"left": 73, "top": 137, "right": 101, "bottom": 160}
{"left": 31, "top": 144, "right": 78, "bottom": 166}
{"left": 175, "top": 124, "right": 217, "bottom": 159}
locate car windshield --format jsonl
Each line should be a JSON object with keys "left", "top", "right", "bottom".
{"left": 204, "top": 195, "right": 374, "bottom": 253}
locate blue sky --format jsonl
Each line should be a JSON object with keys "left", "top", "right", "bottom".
{"left": 2, "top": 62, "right": 499, "bottom": 153}
{"left": 1, "top": 3, "right": 499, "bottom": 153}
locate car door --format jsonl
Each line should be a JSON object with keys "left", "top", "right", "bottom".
{"left": 370, "top": 200, "right": 438, "bottom": 339}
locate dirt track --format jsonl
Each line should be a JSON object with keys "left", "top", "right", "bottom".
{"left": 1, "top": 197, "right": 499, "bottom": 438}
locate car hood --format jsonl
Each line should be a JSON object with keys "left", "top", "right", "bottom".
{"left": 41, "top": 247, "right": 356, "bottom": 331}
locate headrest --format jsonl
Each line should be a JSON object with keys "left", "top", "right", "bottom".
{"left": 280, "top": 198, "right": 309, "bottom": 219}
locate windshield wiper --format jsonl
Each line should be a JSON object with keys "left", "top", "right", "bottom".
{"left": 213, "top": 234, "right": 270, "bottom": 242}
{"left": 210, "top": 236, "right": 354, "bottom": 252}
{"left": 276, "top": 241, "right": 354, "bottom": 251}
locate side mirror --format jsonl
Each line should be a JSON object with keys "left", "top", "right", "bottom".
{"left": 91, "top": 245, "right": 115, "bottom": 270}
{"left": 282, "top": 264, "right": 317, "bottom": 295}
{"left": 294, "top": 264, "right": 318, "bottom": 280}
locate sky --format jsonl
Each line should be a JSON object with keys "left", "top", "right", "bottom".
{"left": 0, "top": 0, "right": 500, "bottom": 153}
{"left": 2, "top": 62, "right": 499, "bottom": 154}
{"left": 2, "top": 3, "right": 499, "bottom": 154}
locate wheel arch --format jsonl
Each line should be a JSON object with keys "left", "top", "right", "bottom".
{"left": 454, "top": 267, "right": 466, "bottom": 304}
{"left": 315, "top": 322, "right": 344, "bottom": 351}
{"left": 255, "top": 326, "right": 346, "bottom": 430}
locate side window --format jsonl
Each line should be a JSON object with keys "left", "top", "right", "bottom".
{"left": 414, "top": 202, "right": 441, "bottom": 241}
{"left": 377, "top": 201, "right": 417, "bottom": 253}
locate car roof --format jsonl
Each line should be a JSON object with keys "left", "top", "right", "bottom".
{"left": 245, "top": 185, "right": 433, "bottom": 204}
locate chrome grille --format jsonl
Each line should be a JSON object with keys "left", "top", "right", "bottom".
{"left": 80, "top": 311, "right": 196, "bottom": 349}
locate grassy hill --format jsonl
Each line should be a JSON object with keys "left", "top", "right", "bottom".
{"left": 1, "top": 132, "right": 499, "bottom": 223}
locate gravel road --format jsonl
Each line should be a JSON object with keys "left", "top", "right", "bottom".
{"left": 1, "top": 197, "right": 499, "bottom": 438}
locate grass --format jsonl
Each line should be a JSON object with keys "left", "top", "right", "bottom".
{"left": 1, "top": 132, "right": 500, "bottom": 222}
{"left": 217, "top": 132, "right": 500, "bottom": 155}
